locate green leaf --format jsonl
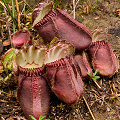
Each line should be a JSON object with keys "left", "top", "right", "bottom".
{"left": 12, "top": 50, "right": 18, "bottom": 61}
{"left": 92, "top": 72, "right": 95, "bottom": 77}
{"left": 29, "top": 115, "right": 37, "bottom": 120}
{"left": 3, "top": 50, "right": 14, "bottom": 68}
{"left": 50, "top": 37, "right": 59, "bottom": 44}
{"left": 25, "top": 22, "right": 31, "bottom": 26}
{"left": 4, "top": 72, "right": 13, "bottom": 82}
{"left": 87, "top": 73, "right": 93, "bottom": 78}
{"left": 68, "top": 43, "right": 74, "bottom": 56}
{"left": 88, "top": 69, "right": 100, "bottom": 81}
{"left": 2, "top": 49, "right": 19, "bottom": 69}
{"left": 29, "top": 115, "right": 50, "bottom": 120}
{"left": 6, "top": 64, "right": 12, "bottom": 70}
{"left": 94, "top": 69, "right": 98, "bottom": 76}
{"left": 92, "top": 77, "right": 96, "bottom": 81}
{"left": 90, "top": 0, "right": 98, "bottom": 12}
{"left": 33, "top": 1, "right": 53, "bottom": 27}
{"left": 94, "top": 76, "right": 100, "bottom": 80}
{"left": 110, "top": 97, "right": 114, "bottom": 101}
{"left": 39, "top": 116, "right": 46, "bottom": 120}
{"left": 39, "top": 116, "right": 42, "bottom": 120}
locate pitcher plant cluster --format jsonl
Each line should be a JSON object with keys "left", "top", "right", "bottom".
{"left": 1, "top": 1, "right": 119, "bottom": 120}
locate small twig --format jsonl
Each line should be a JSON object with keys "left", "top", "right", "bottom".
{"left": 0, "top": 18, "right": 8, "bottom": 23}
{"left": 21, "top": 1, "right": 26, "bottom": 14}
{"left": 75, "top": 0, "right": 80, "bottom": 7}
{"left": 69, "top": 113, "right": 71, "bottom": 120}
{"left": 116, "top": 80, "right": 120, "bottom": 85}
{"left": 92, "top": 79, "right": 101, "bottom": 89}
{"left": 1, "top": 117, "right": 5, "bottom": 120}
{"left": 116, "top": 105, "right": 120, "bottom": 120}
{"left": 0, "top": 1, "right": 7, "bottom": 10}
{"left": 22, "top": 0, "right": 33, "bottom": 11}
{"left": 73, "top": 0, "right": 75, "bottom": 19}
{"left": 83, "top": 96, "right": 96, "bottom": 120}
{"left": 15, "top": 0, "right": 21, "bottom": 30}
{"left": 71, "top": 0, "right": 79, "bottom": 15}
{"left": 75, "top": 109, "right": 82, "bottom": 120}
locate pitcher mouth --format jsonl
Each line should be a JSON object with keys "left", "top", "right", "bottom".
{"left": 32, "top": 1, "right": 54, "bottom": 27}
{"left": 16, "top": 45, "right": 47, "bottom": 69}
{"left": 44, "top": 41, "right": 74, "bottom": 65}
{"left": 34, "top": 11, "right": 56, "bottom": 27}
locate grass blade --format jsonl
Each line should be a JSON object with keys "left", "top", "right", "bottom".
{"left": 29, "top": 115, "right": 37, "bottom": 120}
{"left": 2, "top": 0, "right": 19, "bottom": 30}
{"left": 12, "top": 0, "right": 15, "bottom": 33}
{"left": 15, "top": 0, "right": 21, "bottom": 30}
{"left": 22, "top": 0, "right": 33, "bottom": 11}
{"left": 90, "top": 0, "right": 98, "bottom": 12}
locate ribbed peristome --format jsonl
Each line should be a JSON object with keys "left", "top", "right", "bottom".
{"left": 16, "top": 45, "right": 47, "bottom": 76}
{"left": 44, "top": 41, "right": 74, "bottom": 65}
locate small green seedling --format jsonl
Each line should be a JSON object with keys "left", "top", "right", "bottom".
{"left": 29, "top": 115, "right": 50, "bottom": 120}
{"left": 88, "top": 69, "right": 101, "bottom": 89}
{"left": 88, "top": 69, "right": 100, "bottom": 81}
{"left": 110, "top": 94, "right": 120, "bottom": 101}
{"left": 57, "top": 103, "right": 65, "bottom": 110}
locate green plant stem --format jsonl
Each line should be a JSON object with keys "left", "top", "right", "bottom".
{"left": 90, "top": 0, "right": 98, "bottom": 12}
{"left": 12, "top": 0, "right": 15, "bottom": 33}
{"left": 3, "top": 71, "right": 14, "bottom": 82}
{"left": 2, "top": 0, "right": 19, "bottom": 30}
{"left": 0, "top": 90, "right": 11, "bottom": 96}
